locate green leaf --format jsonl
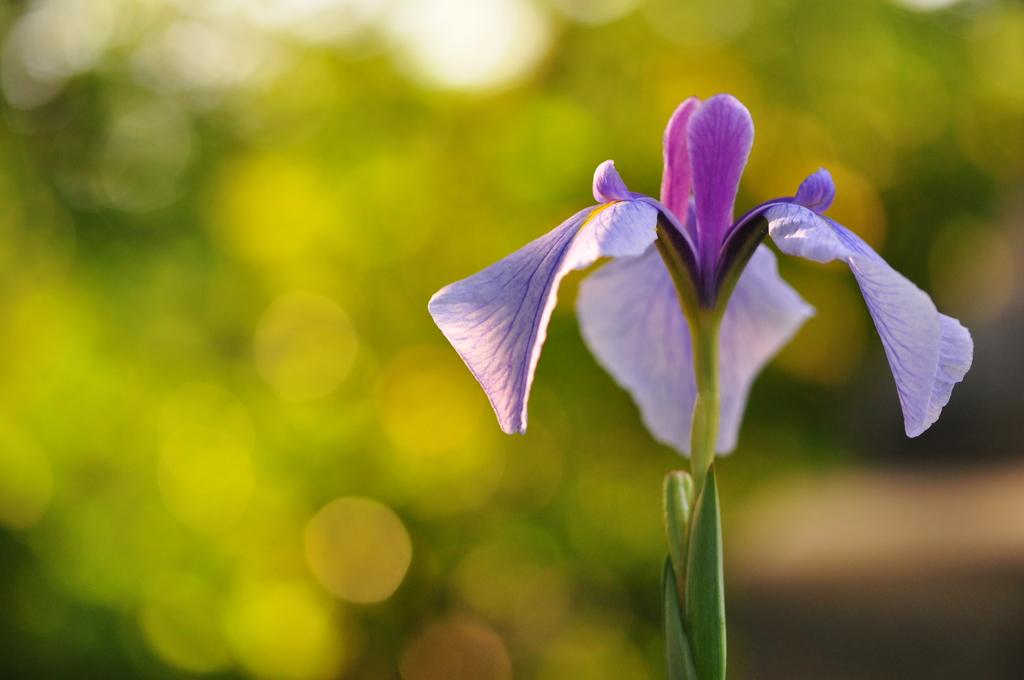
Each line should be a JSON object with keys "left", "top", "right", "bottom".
{"left": 684, "top": 466, "right": 726, "bottom": 680}
{"left": 663, "top": 556, "right": 698, "bottom": 680}
{"left": 663, "top": 470, "right": 694, "bottom": 589}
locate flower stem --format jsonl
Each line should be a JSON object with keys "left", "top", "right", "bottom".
{"left": 689, "top": 313, "right": 721, "bottom": 501}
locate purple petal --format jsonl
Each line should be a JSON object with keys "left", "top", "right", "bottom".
{"left": 660, "top": 97, "right": 701, "bottom": 228}
{"left": 576, "top": 244, "right": 811, "bottom": 455}
{"left": 924, "top": 315, "right": 973, "bottom": 435}
{"left": 794, "top": 168, "right": 836, "bottom": 214}
{"left": 429, "top": 201, "right": 658, "bottom": 435}
{"left": 593, "top": 160, "right": 631, "bottom": 203}
{"left": 766, "top": 203, "right": 973, "bottom": 436}
{"left": 717, "top": 245, "right": 814, "bottom": 451}
{"left": 576, "top": 245, "right": 697, "bottom": 453}
{"left": 687, "top": 94, "right": 754, "bottom": 274}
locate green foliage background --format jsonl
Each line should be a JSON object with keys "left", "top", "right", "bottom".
{"left": 0, "top": 0, "right": 1021, "bottom": 678}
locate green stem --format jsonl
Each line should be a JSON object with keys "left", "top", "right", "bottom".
{"left": 688, "top": 314, "right": 721, "bottom": 502}
{"left": 653, "top": 221, "right": 725, "bottom": 505}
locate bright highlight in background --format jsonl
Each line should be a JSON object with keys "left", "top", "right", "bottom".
{"left": 388, "top": 0, "right": 552, "bottom": 91}
{"left": 305, "top": 497, "right": 413, "bottom": 603}
{"left": 890, "top": 0, "right": 964, "bottom": 10}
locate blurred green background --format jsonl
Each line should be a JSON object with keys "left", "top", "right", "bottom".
{"left": 0, "top": 0, "right": 1023, "bottom": 678}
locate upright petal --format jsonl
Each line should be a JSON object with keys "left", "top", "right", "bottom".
{"left": 687, "top": 94, "right": 754, "bottom": 274}
{"left": 429, "top": 200, "right": 658, "bottom": 435}
{"left": 593, "top": 160, "right": 631, "bottom": 203}
{"left": 794, "top": 168, "right": 836, "bottom": 213}
{"left": 717, "top": 245, "right": 814, "bottom": 451}
{"left": 576, "top": 244, "right": 811, "bottom": 455}
{"left": 660, "top": 97, "right": 701, "bottom": 229}
{"left": 766, "top": 203, "right": 973, "bottom": 436}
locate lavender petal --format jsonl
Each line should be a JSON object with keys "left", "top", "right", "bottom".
{"left": 717, "top": 245, "right": 814, "bottom": 451}
{"left": 577, "top": 244, "right": 812, "bottom": 455}
{"left": 429, "top": 200, "right": 658, "bottom": 435}
{"left": 576, "top": 245, "right": 698, "bottom": 453}
{"left": 766, "top": 203, "right": 973, "bottom": 436}
{"left": 593, "top": 160, "right": 632, "bottom": 203}
{"left": 794, "top": 168, "right": 836, "bottom": 214}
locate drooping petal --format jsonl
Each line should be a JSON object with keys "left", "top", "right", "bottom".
{"left": 660, "top": 97, "right": 701, "bottom": 232}
{"left": 793, "top": 168, "right": 835, "bottom": 214}
{"left": 765, "top": 203, "right": 973, "bottom": 436}
{"left": 576, "top": 244, "right": 812, "bottom": 455}
{"left": 717, "top": 245, "right": 814, "bottom": 451}
{"left": 577, "top": 244, "right": 697, "bottom": 453}
{"left": 687, "top": 94, "right": 754, "bottom": 274}
{"left": 926, "top": 315, "right": 973, "bottom": 433}
{"left": 429, "top": 200, "right": 659, "bottom": 435}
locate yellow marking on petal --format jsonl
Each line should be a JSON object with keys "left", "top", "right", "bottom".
{"left": 577, "top": 201, "right": 621, "bottom": 233}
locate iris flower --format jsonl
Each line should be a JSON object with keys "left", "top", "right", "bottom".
{"left": 428, "top": 94, "right": 972, "bottom": 467}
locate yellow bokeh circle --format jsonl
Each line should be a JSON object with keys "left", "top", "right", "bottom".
{"left": 376, "top": 345, "right": 485, "bottom": 455}
{"left": 224, "top": 580, "right": 343, "bottom": 680}
{"left": 211, "top": 155, "right": 339, "bottom": 264}
{"left": 254, "top": 291, "right": 358, "bottom": 402}
{"left": 158, "top": 426, "right": 255, "bottom": 534}
{"left": 304, "top": 497, "right": 412, "bottom": 604}
{"left": 375, "top": 345, "right": 506, "bottom": 515}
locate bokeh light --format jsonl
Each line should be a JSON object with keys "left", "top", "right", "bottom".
{"left": 388, "top": 0, "right": 553, "bottom": 90}
{"left": 254, "top": 292, "right": 358, "bottom": 402}
{"left": 239, "top": 0, "right": 387, "bottom": 44}
{"left": 1, "top": 0, "right": 115, "bottom": 108}
{"left": 376, "top": 345, "right": 506, "bottom": 514}
{"left": 0, "top": 0, "right": 1021, "bottom": 677}
{"left": 891, "top": 0, "right": 965, "bottom": 9}
{"left": 224, "top": 580, "right": 344, "bottom": 680}
{"left": 400, "top": 616, "right": 512, "bottom": 680}
{"left": 99, "top": 101, "right": 194, "bottom": 213}
{"left": 159, "top": 425, "right": 256, "bottom": 534}
{"left": 304, "top": 497, "right": 413, "bottom": 603}
{"left": 157, "top": 383, "right": 257, "bottom": 533}
{"left": 377, "top": 345, "right": 485, "bottom": 456}
{"left": 452, "top": 532, "right": 569, "bottom": 644}
{"left": 211, "top": 155, "right": 340, "bottom": 264}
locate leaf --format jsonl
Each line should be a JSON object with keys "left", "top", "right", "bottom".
{"left": 684, "top": 465, "right": 726, "bottom": 680}
{"left": 664, "top": 556, "right": 698, "bottom": 680}
{"left": 663, "top": 470, "right": 694, "bottom": 589}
